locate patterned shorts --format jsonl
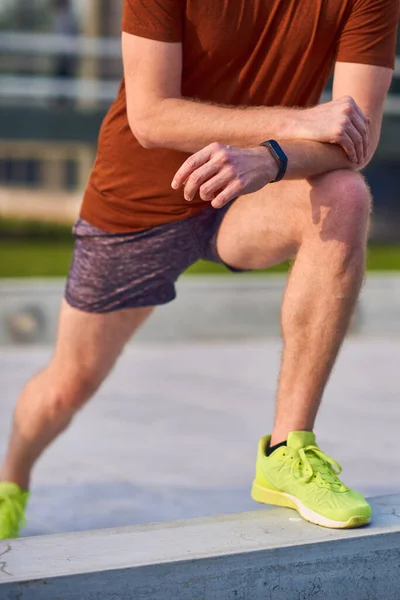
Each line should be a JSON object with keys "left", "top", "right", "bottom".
{"left": 65, "top": 201, "right": 240, "bottom": 313}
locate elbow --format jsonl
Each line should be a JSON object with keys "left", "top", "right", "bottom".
{"left": 358, "top": 147, "right": 377, "bottom": 172}
{"left": 358, "top": 131, "right": 381, "bottom": 171}
{"left": 351, "top": 137, "right": 379, "bottom": 172}
{"left": 127, "top": 111, "right": 160, "bottom": 149}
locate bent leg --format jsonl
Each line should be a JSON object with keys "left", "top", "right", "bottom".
{"left": 216, "top": 170, "right": 371, "bottom": 444}
{"left": 1, "top": 300, "right": 153, "bottom": 489}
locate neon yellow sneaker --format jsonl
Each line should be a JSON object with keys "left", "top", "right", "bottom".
{"left": 0, "top": 482, "right": 29, "bottom": 539}
{"left": 251, "top": 432, "right": 371, "bottom": 529}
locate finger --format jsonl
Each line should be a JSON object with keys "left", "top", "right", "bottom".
{"left": 172, "top": 143, "right": 221, "bottom": 189}
{"left": 350, "top": 102, "right": 372, "bottom": 157}
{"left": 341, "top": 95, "right": 368, "bottom": 125}
{"left": 351, "top": 100, "right": 369, "bottom": 127}
{"left": 334, "top": 131, "right": 357, "bottom": 163}
{"left": 211, "top": 179, "right": 243, "bottom": 209}
{"left": 351, "top": 113, "right": 369, "bottom": 161}
{"left": 364, "top": 116, "right": 371, "bottom": 155}
{"left": 183, "top": 162, "right": 220, "bottom": 201}
{"left": 199, "top": 165, "right": 235, "bottom": 202}
{"left": 347, "top": 121, "right": 364, "bottom": 164}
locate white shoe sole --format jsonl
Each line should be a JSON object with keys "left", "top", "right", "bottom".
{"left": 251, "top": 481, "right": 371, "bottom": 529}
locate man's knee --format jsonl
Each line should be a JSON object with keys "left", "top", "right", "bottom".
{"left": 309, "top": 170, "right": 371, "bottom": 244}
{"left": 325, "top": 169, "right": 371, "bottom": 213}
{"left": 45, "top": 371, "right": 100, "bottom": 421}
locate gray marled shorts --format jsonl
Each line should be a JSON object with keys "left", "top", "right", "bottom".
{"left": 65, "top": 201, "right": 240, "bottom": 313}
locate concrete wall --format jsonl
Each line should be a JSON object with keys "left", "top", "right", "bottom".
{"left": 1, "top": 494, "right": 400, "bottom": 599}
{"left": 1, "top": 274, "right": 400, "bottom": 345}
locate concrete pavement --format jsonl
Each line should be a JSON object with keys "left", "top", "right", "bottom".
{"left": 1, "top": 339, "right": 399, "bottom": 537}
{"left": 2, "top": 274, "right": 400, "bottom": 345}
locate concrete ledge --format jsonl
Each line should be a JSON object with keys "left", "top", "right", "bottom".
{"left": 0, "top": 274, "right": 400, "bottom": 344}
{"left": 1, "top": 495, "right": 400, "bottom": 599}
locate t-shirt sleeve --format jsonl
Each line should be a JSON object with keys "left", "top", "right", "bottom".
{"left": 337, "top": 0, "right": 400, "bottom": 68}
{"left": 122, "top": 0, "right": 183, "bottom": 43}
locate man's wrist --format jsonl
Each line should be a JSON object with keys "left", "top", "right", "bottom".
{"left": 270, "top": 108, "right": 302, "bottom": 140}
{"left": 260, "top": 140, "right": 288, "bottom": 182}
{"left": 257, "top": 146, "right": 280, "bottom": 182}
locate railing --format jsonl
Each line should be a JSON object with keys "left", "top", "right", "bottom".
{"left": 1, "top": 31, "right": 399, "bottom": 68}
{"left": 0, "top": 32, "right": 400, "bottom": 110}
{"left": 0, "top": 32, "right": 121, "bottom": 107}
{"left": 0, "top": 32, "right": 121, "bottom": 58}
{"left": 0, "top": 75, "right": 119, "bottom": 104}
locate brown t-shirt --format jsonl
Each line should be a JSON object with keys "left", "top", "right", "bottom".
{"left": 81, "top": 0, "right": 399, "bottom": 233}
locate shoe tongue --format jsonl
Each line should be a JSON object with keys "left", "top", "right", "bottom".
{"left": 287, "top": 431, "right": 316, "bottom": 451}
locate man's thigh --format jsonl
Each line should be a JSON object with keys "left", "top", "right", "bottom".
{"left": 215, "top": 171, "right": 370, "bottom": 271}
{"left": 216, "top": 178, "right": 311, "bottom": 271}
{"left": 50, "top": 299, "right": 153, "bottom": 390}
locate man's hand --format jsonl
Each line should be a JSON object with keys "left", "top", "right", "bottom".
{"left": 295, "top": 96, "right": 370, "bottom": 165}
{"left": 172, "top": 143, "right": 278, "bottom": 209}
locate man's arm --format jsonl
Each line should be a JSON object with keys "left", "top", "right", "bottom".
{"left": 277, "top": 62, "right": 392, "bottom": 178}
{"left": 123, "top": 32, "right": 294, "bottom": 148}
{"left": 123, "top": 33, "right": 368, "bottom": 163}
{"left": 172, "top": 63, "right": 392, "bottom": 208}
{"left": 332, "top": 61, "right": 392, "bottom": 165}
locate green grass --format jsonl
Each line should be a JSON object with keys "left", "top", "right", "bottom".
{"left": 0, "top": 242, "right": 74, "bottom": 278}
{"left": 366, "top": 245, "right": 400, "bottom": 270}
{"left": 185, "top": 258, "right": 290, "bottom": 275}
{"left": 1, "top": 240, "right": 400, "bottom": 278}
{"left": 0, "top": 218, "right": 72, "bottom": 241}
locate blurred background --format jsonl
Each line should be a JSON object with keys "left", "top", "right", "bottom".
{"left": 0, "top": 0, "right": 123, "bottom": 280}
{"left": 0, "top": 0, "right": 400, "bottom": 281}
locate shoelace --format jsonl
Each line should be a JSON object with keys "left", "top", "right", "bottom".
{"left": 0, "top": 492, "right": 26, "bottom": 533}
{"left": 291, "top": 445, "right": 343, "bottom": 488}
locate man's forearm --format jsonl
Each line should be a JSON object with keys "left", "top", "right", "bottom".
{"left": 279, "top": 139, "right": 367, "bottom": 180}
{"left": 132, "top": 97, "right": 300, "bottom": 152}
{"left": 132, "top": 96, "right": 375, "bottom": 173}
{"left": 173, "top": 137, "right": 376, "bottom": 209}
{"left": 280, "top": 110, "right": 381, "bottom": 177}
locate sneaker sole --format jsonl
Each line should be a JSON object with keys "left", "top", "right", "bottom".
{"left": 251, "top": 481, "right": 371, "bottom": 529}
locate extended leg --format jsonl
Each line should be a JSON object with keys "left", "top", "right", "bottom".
{"left": 1, "top": 300, "right": 153, "bottom": 490}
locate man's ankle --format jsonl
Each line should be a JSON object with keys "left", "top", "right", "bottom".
{"left": 266, "top": 440, "right": 287, "bottom": 457}
{"left": 270, "top": 432, "right": 289, "bottom": 448}
{"left": 0, "top": 469, "right": 30, "bottom": 491}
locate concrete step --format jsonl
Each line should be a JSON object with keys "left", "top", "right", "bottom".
{"left": 1, "top": 494, "right": 399, "bottom": 600}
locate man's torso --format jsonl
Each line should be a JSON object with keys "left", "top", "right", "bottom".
{"left": 81, "top": 0, "right": 395, "bottom": 232}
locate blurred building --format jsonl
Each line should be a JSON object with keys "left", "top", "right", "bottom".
{"left": 0, "top": 1, "right": 399, "bottom": 236}
{"left": 0, "top": 0, "right": 122, "bottom": 216}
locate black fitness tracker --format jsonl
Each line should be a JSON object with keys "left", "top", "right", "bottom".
{"left": 260, "top": 139, "right": 288, "bottom": 183}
